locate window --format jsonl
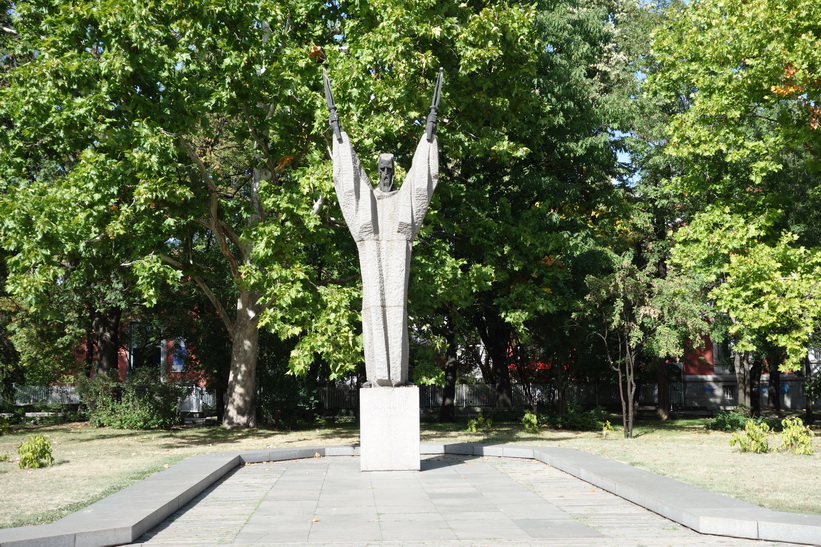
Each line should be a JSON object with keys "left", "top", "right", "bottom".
{"left": 171, "top": 339, "right": 187, "bottom": 373}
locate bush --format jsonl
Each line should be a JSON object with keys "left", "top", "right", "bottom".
{"left": 18, "top": 434, "right": 54, "bottom": 468}
{"left": 467, "top": 415, "right": 493, "bottom": 433}
{"left": 706, "top": 410, "right": 749, "bottom": 431}
{"left": 706, "top": 408, "right": 777, "bottom": 432}
{"left": 539, "top": 403, "right": 606, "bottom": 432}
{"left": 77, "top": 369, "right": 182, "bottom": 430}
{"left": 730, "top": 420, "right": 771, "bottom": 453}
{"left": 779, "top": 417, "right": 814, "bottom": 455}
{"left": 602, "top": 420, "right": 615, "bottom": 439}
{"left": 0, "top": 416, "right": 10, "bottom": 436}
{"left": 521, "top": 410, "right": 539, "bottom": 434}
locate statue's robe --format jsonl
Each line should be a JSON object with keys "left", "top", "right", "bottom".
{"left": 333, "top": 131, "right": 439, "bottom": 385}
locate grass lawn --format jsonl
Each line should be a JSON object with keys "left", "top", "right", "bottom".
{"left": 0, "top": 416, "right": 819, "bottom": 529}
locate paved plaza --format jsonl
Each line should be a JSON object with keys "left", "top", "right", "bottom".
{"left": 132, "top": 455, "right": 789, "bottom": 546}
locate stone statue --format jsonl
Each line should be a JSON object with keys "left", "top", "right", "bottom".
{"left": 324, "top": 68, "right": 442, "bottom": 387}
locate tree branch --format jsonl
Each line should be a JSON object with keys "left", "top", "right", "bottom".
{"left": 158, "top": 253, "right": 236, "bottom": 339}
{"left": 241, "top": 104, "right": 279, "bottom": 180}
{"left": 180, "top": 139, "right": 243, "bottom": 278}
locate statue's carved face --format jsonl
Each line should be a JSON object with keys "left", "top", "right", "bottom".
{"left": 377, "top": 154, "right": 394, "bottom": 192}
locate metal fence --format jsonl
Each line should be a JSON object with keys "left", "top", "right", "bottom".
{"left": 10, "top": 385, "right": 80, "bottom": 405}
{"left": 8, "top": 384, "right": 215, "bottom": 414}
{"left": 8, "top": 376, "right": 819, "bottom": 414}
{"left": 178, "top": 387, "right": 217, "bottom": 414}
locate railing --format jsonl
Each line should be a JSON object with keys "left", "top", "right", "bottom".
{"left": 178, "top": 386, "right": 216, "bottom": 414}
{"left": 8, "top": 384, "right": 214, "bottom": 414}
{"left": 8, "top": 377, "right": 820, "bottom": 413}
{"left": 10, "top": 385, "right": 80, "bottom": 405}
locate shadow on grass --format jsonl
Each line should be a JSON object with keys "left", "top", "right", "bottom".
{"left": 155, "top": 422, "right": 362, "bottom": 450}
{"left": 421, "top": 421, "right": 581, "bottom": 444}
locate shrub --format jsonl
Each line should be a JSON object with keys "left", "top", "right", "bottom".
{"left": 730, "top": 420, "right": 771, "bottom": 453}
{"left": 0, "top": 452, "right": 8, "bottom": 462}
{"left": 540, "top": 403, "right": 606, "bottom": 432}
{"left": 705, "top": 410, "right": 749, "bottom": 431}
{"left": 77, "top": 369, "right": 182, "bottom": 430}
{"left": 779, "top": 417, "right": 814, "bottom": 455}
{"left": 0, "top": 416, "right": 10, "bottom": 436}
{"left": 467, "top": 415, "right": 493, "bottom": 433}
{"left": 521, "top": 410, "right": 540, "bottom": 434}
{"left": 18, "top": 434, "right": 54, "bottom": 468}
{"left": 706, "top": 409, "right": 777, "bottom": 432}
{"left": 706, "top": 410, "right": 744, "bottom": 431}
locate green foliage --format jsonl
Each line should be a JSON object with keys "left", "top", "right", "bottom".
{"left": 806, "top": 374, "right": 821, "bottom": 402}
{"left": 0, "top": 452, "right": 8, "bottom": 462}
{"left": 705, "top": 410, "right": 751, "bottom": 432}
{"left": 649, "top": 0, "right": 821, "bottom": 186}
{"left": 650, "top": 0, "right": 821, "bottom": 374}
{"left": 17, "top": 434, "right": 54, "bottom": 469}
{"left": 0, "top": 0, "right": 664, "bottom": 425}
{"left": 521, "top": 410, "right": 540, "bottom": 434}
{"left": 779, "top": 417, "right": 814, "bottom": 456}
{"left": 539, "top": 404, "right": 607, "bottom": 432}
{"left": 673, "top": 209, "right": 821, "bottom": 371}
{"left": 466, "top": 415, "right": 493, "bottom": 433}
{"left": 727, "top": 415, "right": 814, "bottom": 455}
{"left": 730, "top": 420, "right": 772, "bottom": 454}
{"left": 77, "top": 369, "right": 182, "bottom": 430}
{"left": 0, "top": 416, "right": 10, "bottom": 436}
{"left": 255, "top": 333, "right": 321, "bottom": 429}
{"left": 412, "top": 361, "right": 445, "bottom": 387}
{"left": 706, "top": 407, "right": 778, "bottom": 432}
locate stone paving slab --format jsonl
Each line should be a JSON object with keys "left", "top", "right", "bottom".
{"left": 132, "top": 455, "right": 794, "bottom": 546}
{"left": 1, "top": 444, "right": 820, "bottom": 546}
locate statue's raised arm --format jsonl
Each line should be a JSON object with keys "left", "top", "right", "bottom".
{"left": 323, "top": 68, "right": 343, "bottom": 143}
{"left": 425, "top": 68, "right": 443, "bottom": 142}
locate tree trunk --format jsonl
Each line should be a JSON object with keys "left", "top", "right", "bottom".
{"left": 556, "top": 352, "right": 566, "bottom": 416}
{"left": 440, "top": 327, "right": 458, "bottom": 422}
{"left": 766, "top": 347, "right": 781, "bottom": 411}
{"left": 656, "top": 359, "right": 671, "bottom": 421}
{"left": 223, "top": 290, "right": 261, "bottom": 428}
{"left": 93, "top": 307, "right": 121, "bottom": 376}
{"left": 216, "top": 387, "right": 225, "bottom": 423}
{"left": 806, "top": 361, "right": 815, "bottom": 425}
{"left": 85, "top": 308, "right": 96, "bottom": 378}
{"left": 623, "top": 342, "right": 636, "bottom": 439}
{"left": 474, "top": 310, "right": 513, "bottom": 408}
{"left": 750, "top": 356, "right": 762, "bottom": 417}
{"left": 616, "top": 366, "right": 628, "bottom": 437}
{"left": 626, "top": 359, "right": 636, "bottom": 439}
{"left": 734, "top": 350, "right": 751, "bottom": 409}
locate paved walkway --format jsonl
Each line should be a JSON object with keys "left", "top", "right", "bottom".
{"left": 132, "top": 455, "right": 787, "bottom": 546}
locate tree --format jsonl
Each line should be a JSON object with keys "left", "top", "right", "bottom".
{"left": 0, "top": 0, "right": 353, "bottom": 426}
{"left": 647, "top": 0, "right": 821, "bottom": 389}
{"left": 0, "top": 0, "right": 560, "bottom": 425}
{"left": 403, "top": 0, "right": 649, "bottom": 408}
{"left": 649, "top": 0, "right": 821, "bottom": 188}
{"left": 578, "top": 208, "right": 711, "bottom": 438}
{"left": 670, "top": 208, "right": 821, "bottom": 412}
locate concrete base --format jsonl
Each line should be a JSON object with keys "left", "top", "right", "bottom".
{"left": 359, "top": 386, "right": 420, "bottom": 471}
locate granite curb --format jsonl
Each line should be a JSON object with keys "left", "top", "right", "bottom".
{"left": 0, "top": 443, "right": 818, "bottom": 546}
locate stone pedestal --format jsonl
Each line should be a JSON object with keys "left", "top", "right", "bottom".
{"left": 359, "top": 386, "right": 420, "bottom": 471}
